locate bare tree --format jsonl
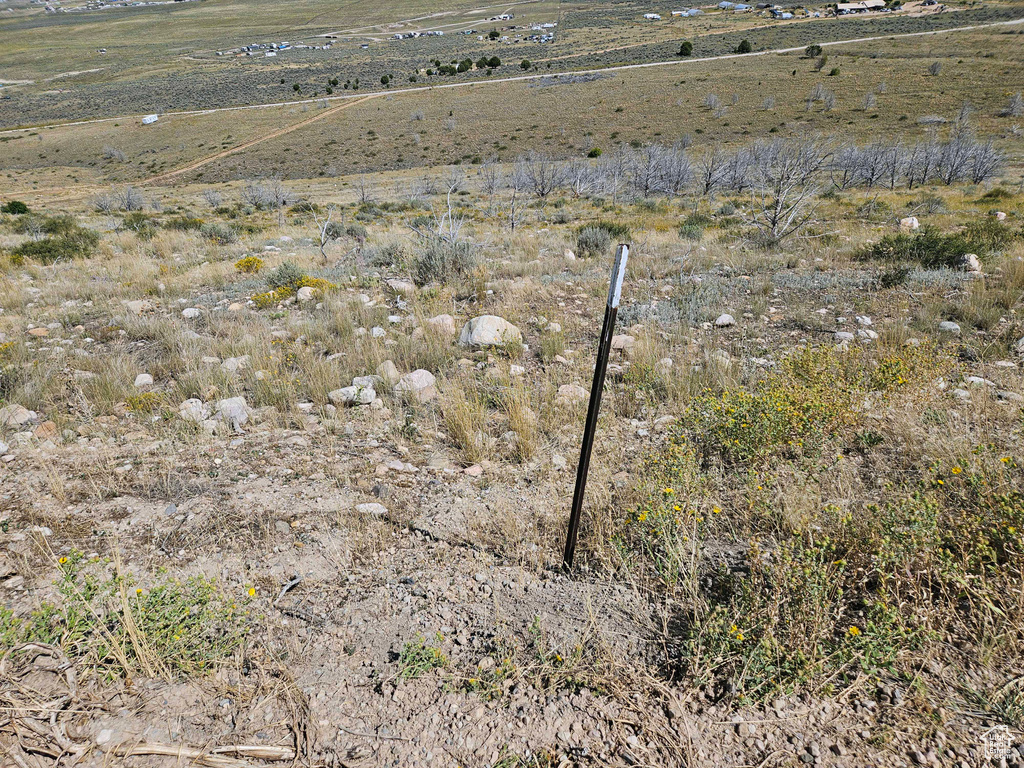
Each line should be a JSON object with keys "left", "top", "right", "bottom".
{"left": 966, "top": 139, "right": 1003, "bottom": 184}
{"left": 201, "top": 189, "right": 223, "bottom": 208}
{"left": 479, "top": 160, "right": 504, "bottom": 197}
{"left": 659, "top": 143, "right": 694, "bottom": 196}
{"left": 927, "top": 62, "right": 942, "bottom": 77}
{"left": 356, "top": 175, "right": 374, "bottom": 205}
{"left": 94, "top": 194, "right": 117, "bottom": 214}
{"left": 762, "top": 95, "right": 776, "bottom": 111}
{"left": 721, "top": 147, "right": 751, "bottom": 193}
{"left": 565, "top": 158, "right": 596, "bottom": 199}
{"left": 629, "top": 145, "right": 664, "bottom": 198}
{"left": 310, "top": 204, "right": 342, "bottom": 262}
{"left": 116, "top": 185, "right": 145, "bottom": 211}
{"left": 102, "top": 146, "right": 126, "bottom": 162}
{"left": 746, "top": 138, "right": 830, "bottom": 248}
{"left": 863, "top": 92, "right": 877, "bottom": 110}
{"left": 595, "top": 148, "right": 628, "bottom": 204}
{"left": 697, "top": 147, "right": 728, "bottom": 196}
{"left": 442, "top": 166, "right": 466, "bottom": 193}
{"left": 703, "top": 93, "right": 722, "bottom": 112}
{"left": 904, "top": 135, "right": 940, "bottom": 189}
{"left": 517, "top": 151, "right": 565, "bottom": 198}
{"left": 506, "top": 170, "right": 526, "bottom": 233}
{"left": 1001, "top": 92, "right": 1024, "bottom": 118}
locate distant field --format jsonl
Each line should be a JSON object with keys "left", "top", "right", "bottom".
{"left": 2, "top": 0, "right": 1022, "bottom": 127}
{"left": 3, "top": 22, "right": 1023, "bottom": 200}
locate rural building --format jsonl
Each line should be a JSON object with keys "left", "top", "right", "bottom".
{"left": 836, "top": 0, "right": 884, "bottom": 12}
{"left": 643, "top": 12, "right": 662, "bottom": 19}
{"left": 142, "top": 114, "right": 158, "bottom": 124}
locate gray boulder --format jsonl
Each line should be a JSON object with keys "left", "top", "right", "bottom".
{"left": 458, "top": 315, "right": 523, "bottom": 348}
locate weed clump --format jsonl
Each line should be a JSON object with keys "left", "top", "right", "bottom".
{"left": 11, "top": 216, "right": 99, "bottom": 264}
{"left": 398, "top": 633, "right": 448, "bottom": 680}
{"left": 412, "top": 239, "right": 475, "bottom": 285}
{"left": 858, "top": 222, "right": 1020, "bottom": 269}
{"left": 0, "top": 552, "right": 248, "bottom": 678}
{"left": 576, "top": 225, "right": 612, "bottom": 258}
{"left": 199, "top": 221, "right": 237, "bottom": 244}
{"left": 234, "top": 255, "right": 265, "bottom": 274}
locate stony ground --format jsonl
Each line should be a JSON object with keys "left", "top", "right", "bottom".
{"left": 3, "top": 180, "right": 1024, "bottom": 768}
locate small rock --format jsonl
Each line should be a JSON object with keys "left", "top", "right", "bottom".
{"left": 611, "top": 334, "right": 635, "bottom": 352}
{"left": 221, "top": 355, "right": 250, "bottom": 374}
{"left": 425, "top": 314, "right": 458, "bottom": 336}
{"left": 328, "top": 386, "right": 375, "bottom": 406}
{"left": 27, "top": 327, "right": 49, "bottom": 338}
{"left": 296, "top": 286, "right": 316, "bottom": 304}
{"left": 0, "top": 404, "right": 37, "bottom": 428}
{"left": 961, "top": 253, "right": 982, "bottom": 273}
{"left": 900, "top": 216, "right": 920, "bottom": 231}
{"left": 938, "top": 321, "right": 961, "bottom": 335}
{"left": 563, "top": 248, "right": 576, "bottom": 260}
{"left": 182, "top": 308, "right": 202, "bottom": 319}
{"left": 394, "top": 369, "right": 437, "bottom": 402}
{"left": 125, "top": 299, "right": 153, "bottom": 315}
{"left": 557, "top": 384, "right": 588, "bottom": 404}
{"left": 134, "top": 373, "right": 154, "bottom": 388}
{"left": 214, "top": 396, "right": 250, "bottom": 431}
{"left": 387, "top": 279, "right": 416, "bottom": 295}
{"left": 464, "top": 464, "right": 484, "bottom": 477}
{"left": 377, "top": 360, "right": 401, "bottom": 386}
{"left": 459, "top": 315, "right": 523, "bottom": 348}
{"left": 356, "top": 502, "right": 388, "bottom": 516}
{"left": 179, "top": 399, "right": 210, "bottom": 423}
{"left": 714, "top": 313, "right": 736, "bottom": 328}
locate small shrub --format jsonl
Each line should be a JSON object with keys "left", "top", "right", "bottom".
{"left": 0, "top": 552, "right": 247, "bottom": 678}
{"left": 1, "top": 200, "right": 29, "bottom": 215}
{"left": 234, "top": 256, "right": 265, "bottom": 274}
{"left": 805, "top": 44, "right": 823, "bottom": 57}
{"left": 200, "top": 222, "right": 237, "bottom": 244}
{"left": 679, "top": 224, "right": 703, "bottom": 242}
{"left": 163, "top": 215, "right": 204, "bottom": 231}
{"left": 398, "top": 633, "right": 447, "bottom": 680}
{"left": 576, "top": 225, "right": 612, "bottom": 258}
{"left": 12, "top": 218, "right": 99, "bottom": 264}
{"left": 412, "top": 239, "right": 476, "bottom": 285}
{"left": 251, "top": 287, "right": 294, "bottom": 309}
{"left": 126, "top": 392, "right": 167, "bottom": 413}
{"left": 121, "top": 211, "right": 156, "bottom": 240}
{"left": 267, "top": 261, "right": 305, "bottom": 290}
{"left": 678, "top": 40, "right": 693, "bottom": 56}
{"left": 859, "top": 224, "right": 1019, "bottom": 269}
{"left": 736, "top": 39, "right": 752, "bottom": 54}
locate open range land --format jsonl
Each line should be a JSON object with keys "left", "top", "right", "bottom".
{"left": 3, "top": 0, "right": 1024, "bottom": 767}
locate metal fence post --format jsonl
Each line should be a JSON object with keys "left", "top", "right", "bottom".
{"left": 562, "top": 243, "right": 629, "bottom": 570}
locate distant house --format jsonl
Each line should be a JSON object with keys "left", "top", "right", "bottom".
{"left": 142, "top": 114, "right": 158, "bottom": 125}
{"left": 837, "top": 0, "right": 884, "bottom": 11}
{"left": 671, "top": 9, "right": 688, "bottom": 15}
{"left": 718, "top": 1, "right": 735, "bottom": 8}
{"left": 643, "top": 12, "right": 662, "bottom": 19}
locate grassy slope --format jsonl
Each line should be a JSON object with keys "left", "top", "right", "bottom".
{"left": 2, "top": 24, "right": 1022, "bottom": 196}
